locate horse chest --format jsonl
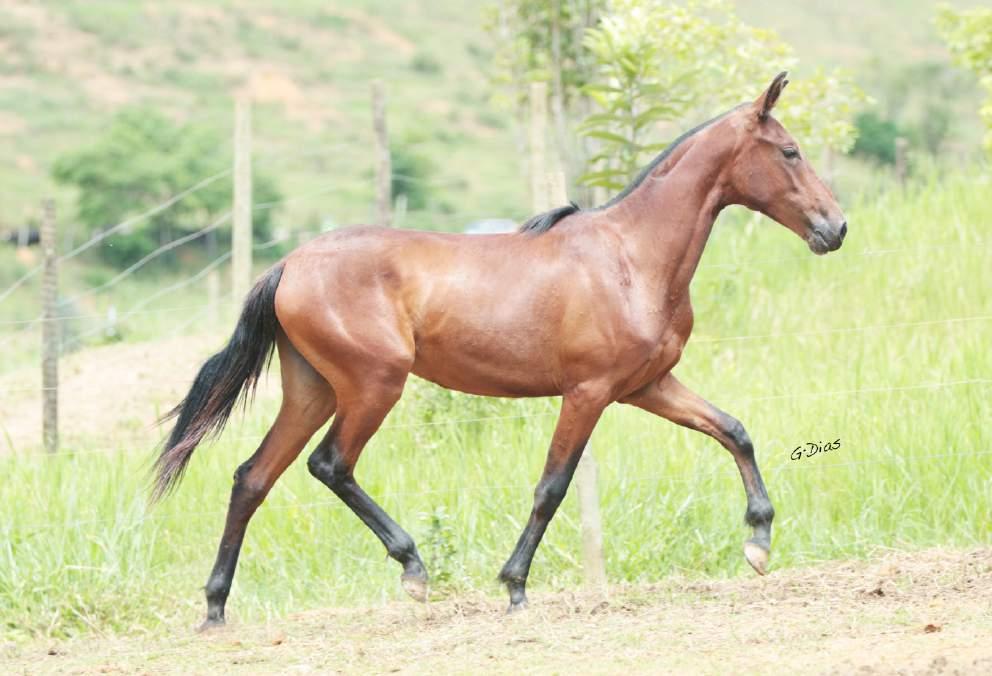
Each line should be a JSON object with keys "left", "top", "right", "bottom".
{"left": 610, "top": 303, "right": 691, "bottom": 393}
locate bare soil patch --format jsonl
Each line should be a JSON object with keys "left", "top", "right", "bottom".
{"left": 4, "top": 547, "right": 991, "bottom": 674}
{"left": 0, "top": 333, "right": 280, "bottom": 453}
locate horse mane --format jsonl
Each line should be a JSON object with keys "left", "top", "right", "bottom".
{"left": 518, "top": 202, "right": 581, "bottom": 234}
{"left": 518, "top": 104, "right": 744, "bottom": 235}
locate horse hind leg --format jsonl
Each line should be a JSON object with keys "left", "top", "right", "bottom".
{"left": 201, "top": 333, "right": 336, "bottom": 631}
{"left": 305, "top": 367, "right": 429, "bottom": 603}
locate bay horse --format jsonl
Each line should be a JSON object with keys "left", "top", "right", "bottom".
{"left": 155, "top": 72, "right": 847, "bottom": 629}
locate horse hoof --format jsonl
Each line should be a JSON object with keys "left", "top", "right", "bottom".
{"left": 401, "top": 574, "right": 429, "bottom": 603}
{"left": 744, "top": 541, "right": 769, "bottom": 576}
{"left": 506, "top": 599, "right": 528, "bottom": 614}
{"left": 197, "top": 617, "right": 225, "bottom": 633}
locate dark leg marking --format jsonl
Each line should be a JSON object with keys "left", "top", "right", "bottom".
{"left": 498, "top": 444, "right": 586, "bottom": 610}
{"left": 307, "top": 439, "right": 428, "bottom": 600}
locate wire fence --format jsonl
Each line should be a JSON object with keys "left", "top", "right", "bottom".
{"left": 1, "top": 376, "right": 989, "bottom": 462}
{"left": 6, "top": 446, "right": 990, "bottom": 538}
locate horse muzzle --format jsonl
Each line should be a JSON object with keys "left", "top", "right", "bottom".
{"left": 806, "top": 219, "right": 847, "bottom": 255}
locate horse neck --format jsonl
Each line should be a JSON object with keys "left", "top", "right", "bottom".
{"left": 605, "top": 130, "right": 733, "bottom": 296}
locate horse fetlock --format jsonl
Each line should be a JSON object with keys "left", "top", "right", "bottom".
{"left": 204, "top": 575, "right": 230, "bottom": 603}
{"left": 745, "top": 498, "right": 775, "bottom": 529}
{"left": 533, "top": 474, "right": 570, "bottom": 519}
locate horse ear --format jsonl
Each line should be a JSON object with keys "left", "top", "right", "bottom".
{"left": 755, "top": 71, "right": 789, "bottom": 121}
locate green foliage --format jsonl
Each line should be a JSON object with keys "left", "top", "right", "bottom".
{"left": 417, "top": 506, "right": 463, "bottom": 594}
{"left": 774, "top": 68, "right": 868, "bottom": 156}
{"left": 391, "top": 143, "right": 437, "bottom": 211}
{"left": 852, "top": 111, "right": 902, "bottom": 164}
{"left": 52, "top": 106, "right": 280, "bottom": 267}
{"left": 577, "top": 0, "right": 866, "bottom": 190}
{"left": 410, "top": 49, "right": 443, "bottom": 75}
{"left": 484, "top": 0, "right": 605, "bottom": 111}
{"left": 869, "top": 61, "right": 962, "bottom": 155}
{"left": 937, "top": 4, "right": 992, "bottom": 152}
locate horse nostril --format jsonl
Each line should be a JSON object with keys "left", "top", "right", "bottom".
{"left": 839, "top": 222, "right": 848, "bottom": 241}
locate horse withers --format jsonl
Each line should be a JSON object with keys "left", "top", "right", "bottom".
{"left": 154, "top": 72, "right": 846, "bottom": 629}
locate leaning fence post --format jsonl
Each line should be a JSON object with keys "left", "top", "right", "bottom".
{"left": 40, "top": 198, "right": 58, "bottom": 454}
{"left": 548, "top": 170, "right": 607, "bottom": 591}
{"left": 232, "top": 95, "right": 253, "bottom": 303}
{"left": 371, "top": 79, "right": 391, "bottom": 227}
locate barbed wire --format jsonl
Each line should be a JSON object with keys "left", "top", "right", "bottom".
{"left": 60, "top": 253, "right": 235, "bottom": 352}
{"left": 2, "top": 305, "right": 988, "bottom": 396}
{"left": 62, "top": 213, "right": 231, "bottom": 307}
{"left": 1, "top": 375, "right": 988, "bottom": 459}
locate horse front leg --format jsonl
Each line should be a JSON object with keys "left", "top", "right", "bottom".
{"left": 498, "top": 385, "right": 609, "bottom": 611}
{"left": 621, "top": 373, "right": 775, "bottom": 575}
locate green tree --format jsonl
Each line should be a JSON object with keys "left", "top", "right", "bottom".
{"left": 390, "top": 143, "right": 436, "bottom": 211}
{"left": 851, "top": 111, "right": 902, "bottom": 165}
{"left": 578, "top": 0, "right": 865, "bottom": 190}
{"left": 485, "top": 0, "right": 604, "bottom": 114}
{"left": 936, "top": 4, "right": 992, "bottom": 152}
{"left": 485, "top": 0, "right": 606, "bottom": 188}
{"left": 52, "top": 106, "right": 280, "bottom": 267}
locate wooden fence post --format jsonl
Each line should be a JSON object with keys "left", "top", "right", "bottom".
{"left": 371, "top": 79, "right": 391, "bottom": 227}
{"left": 40, "top": 199, "right": 58, "bottom": 454}
{"left": 895, "top": 137, "right": 909, "bottom": 184}
{"left": 529, "top": 82, "right": 549, "bottom": 213}
{"left": 548, "top": 170, "right": 607, "bottom": 591}
{"left": 232, "top": 96, "right": 253, "bottom": 303}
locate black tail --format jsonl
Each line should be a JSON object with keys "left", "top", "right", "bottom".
{"left": 152, "top": 262, "right": 285, "bottom": 502}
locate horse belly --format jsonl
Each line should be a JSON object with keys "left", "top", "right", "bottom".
{"left": 411, "top": 324, "right": 560, "bottom": 398}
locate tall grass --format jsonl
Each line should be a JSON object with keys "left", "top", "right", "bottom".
{"left": 1, "top": 168, "right": 990, "bottom": 639}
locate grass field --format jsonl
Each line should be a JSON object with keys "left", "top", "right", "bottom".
{"left": 2, "top": 166, "right": 989, "bottom": 641}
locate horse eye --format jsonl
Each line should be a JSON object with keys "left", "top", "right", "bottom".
{"left": 782, "top": 147, "right": 800, "bottom": 160}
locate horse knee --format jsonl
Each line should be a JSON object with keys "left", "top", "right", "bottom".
{"left": 533, "top": 472, "right": 570, "bottom": 520}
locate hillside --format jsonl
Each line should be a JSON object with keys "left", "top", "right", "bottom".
{"left": 0, "top": 0, "right": 985, "bottom": 242}
{"left": 0, "top": 0, "right": 525, "bottom": 236}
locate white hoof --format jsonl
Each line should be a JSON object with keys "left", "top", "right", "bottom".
{"left": 401, "top": 575, "right": 429, "bottom": 603}
{"left": 744, "top": 541, "right": 769, "bottom": 576}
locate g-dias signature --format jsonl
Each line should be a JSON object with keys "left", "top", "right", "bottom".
{"left": 790, "top": 438, "right": 841, "bottom": 461}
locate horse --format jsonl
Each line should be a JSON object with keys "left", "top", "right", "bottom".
{"left": 154, "top": 72, "right": 847, "bottom": 630}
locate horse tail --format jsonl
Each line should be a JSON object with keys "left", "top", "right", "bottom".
{"left": 151, "top": 262, "right": 285, "bottom": 502}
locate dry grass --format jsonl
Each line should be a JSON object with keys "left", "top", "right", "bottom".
{"left": 4, "top": 547, "right": 991, "bottom": 675}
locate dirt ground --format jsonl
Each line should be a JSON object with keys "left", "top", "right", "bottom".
{"left": 0, "top": 334, "right": 282, "bottom": 453}
{"left": 3, "top": 547, "right": 991, "bottom": 675}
